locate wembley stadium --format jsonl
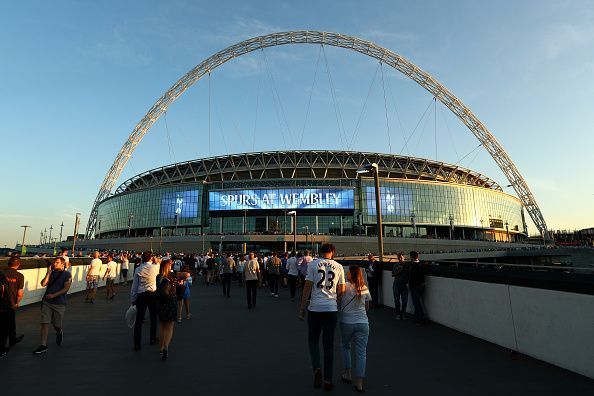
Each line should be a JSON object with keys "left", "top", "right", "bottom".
{"left": 90, "top": 150, "right": 527, "bottom": 253}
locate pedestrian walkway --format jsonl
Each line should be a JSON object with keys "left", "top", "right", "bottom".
{"left": 2, "top": 280, "right": 593, "bottom": 395}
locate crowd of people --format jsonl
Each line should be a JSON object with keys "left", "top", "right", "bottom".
{"left": 0, "top": 245, "right": 428, "bottom": 392}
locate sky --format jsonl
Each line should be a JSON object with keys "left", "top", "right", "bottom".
{"left": 1, "top": 0, "right": 593, "bottom": 247}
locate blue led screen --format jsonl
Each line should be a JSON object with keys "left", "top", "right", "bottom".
{"left": 365, "top": 186, "right": 413, "bottom": 216}
{"left": 161, "top": 190, "right": 199, "bottom": 219}
{"left": 209, "top": 188, "right": 355, "bottom": 211}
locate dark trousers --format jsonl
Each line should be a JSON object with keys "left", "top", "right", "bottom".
{"left": 133, "top": 291, "right": 158, "bottom": 347}
{"left": 7, "top": 308, "right": 17, "bottom": 344}
{"left": 393, "top": 281, "right": 409, "bottom": 315}
{"left": 410, "top": 285, "right": 425, "bottom": 322}
{"left": 0, "top": 310, "right": 9, "bottom": 352}
{"left": 268, "top": 274, "right": 279, "bottom": 295}
{"left": 307, "top": 310, "right": 338, "bottom": 381}
{"left": 368, "top": 278, "right": 380, "bottom": 307}
{"left": 246, "top": 280, "right": 258, "bottom": 308}
{"left": 222, "top": 273, "right": 233, "bottom": 296}
{"left": 287, "top": 275, "right": 298, "bottom": 298}
{"left": 237, "top": 273, "right": 243, "bottom": 287}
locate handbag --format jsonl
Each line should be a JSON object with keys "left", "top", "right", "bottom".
{"left": 125, "top": 305, "right": 137, "bottom": 328}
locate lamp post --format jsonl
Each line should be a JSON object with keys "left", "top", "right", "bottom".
{"left": 160, "top": 226, "right": 163, "bottom": 253}
{"left": 448, "top": 214, "right": 454, "bottom": 240}
{"left": 59, "top": 221, "right": 64, "bottom": 242}
{"left": 287, "top": 211, "right": 297, "bottom": 252}
{"left": 43, "top": 228, "right": 47, "bottom": 246}
{"left": 505, "top": 221, "right": 510, "bottom": 243}
{"left": 48, "top": 225, "right": 53, "bottom": 246}
{"left": 71, "top": 213, "right": 81, "bottom": 255}
{"left": 39, "top": 231, "right": 43, "bottom": 246}
{"left": 20, "top": 225, "right": 31, "bottom": 255}
{"left": 127, "top": 214, "right": 134, "bottom": 237}
{"left": 303, "top": 225, "right": 309, "bottom": 251}
{"left": 219, "top": 235, "right": 225, "bottom": 256}
{"left": 410, "top": 212, "right": 417, "bottom": 238}
{"left": 357, "top": 163, "right": 383, "bottom": 262}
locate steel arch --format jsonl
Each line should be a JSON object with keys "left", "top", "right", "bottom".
{"left": 85, "top": 30, "right": 549, "bottom": 238}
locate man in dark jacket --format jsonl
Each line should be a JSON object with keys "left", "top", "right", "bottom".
{"left": 408, "top": 251, "right": 426, "bottom": 324}
{"left": 1, "top": 256, "right": 25, "bottom": 357}
{"left": 365, "top": 253, "right": 381, "bottom": 308}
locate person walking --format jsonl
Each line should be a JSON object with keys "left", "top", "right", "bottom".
{"left": 286, "top": 251, "right": 299, "bottom": 301}
{"left": 221, "top": 253, "right": 235, "bottom": 298}
{"left": 408, "top": 251, "right": 427, "bottom": 324}
{"left": 176, "top": 266, "right": 192, "bottom": 323}
{"left": 0, "top": 256, "right": 25, "bottom": 356}
{"left": 33, "top": 257, "right": 72, "bottom": 355}
{"left": 244, "top": 252, "right": 260, "bottom": 309}
{"left": 156, "top": 258, "right": 177, "bottom": 360}
{"left": 268, "top": 252, "right": 282, "bottom": 298}
{"left": 299, "top": 243, "right": 346, "bottom": 391}
{"left": 237, "top": 255, "right": 246, "bottom": 287}
{"left": 103, "top": 254, "right": 117, "bottom": 300}
{"left": 340, "top": 266, "right": 371, "bottom": 392}
{"left": 206, "top": 253, "right": 216, "bottom": 286}
{"left": 131, "top": 251, "right": 160, "bottom": 350}
{"left": 364, "top": 253, "right": 380, "bottom": 308}
{"left": 120, "top": 252, "right": 130, "bottom": 284}
{"left": 85, "top": 251, "right": 103, "bottom": 303}
{"left": 391, "top": 252, "right": 410, "bottom": 320}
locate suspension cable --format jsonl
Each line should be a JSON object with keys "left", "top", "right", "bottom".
{"left": 438, "top": 101, "right": 459, "bottom": 158}
{"left": 380, "top": 62, "right": 393, "bottom": 154}
{"left": 385, "top": 72, "right": 408, "bottom": 155}
{"left": 321, "top": 45, "right": 348, "bottom": 150}
{"left": 455, "top": 142, "right": 484, "bottom": 166}
{"left": 399, "top": 97, "right": 434, "bottom": 155}
{"left": 164, "top": 111, "right": 176, "bottom": 163}
{"left": 252, "top": 54, "right": 263, "bottom": 152}
{"left": 262, "top": 48, "right": 293, "bottom": 148}
{"left": 208, "top": 72, "right": 212, "bottom": 157}
{"left": 434, "top": 97, "right": 437, "bottom": 159}
{"left": 348, "top": 61, "right": 381, "bottom": 150}
{"left": 299, "top": 45, "right": 323, "bottom": 148}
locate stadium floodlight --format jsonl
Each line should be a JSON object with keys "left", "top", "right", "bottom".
{"left": 287, "top": 211, "right": 297, "bottom": 251}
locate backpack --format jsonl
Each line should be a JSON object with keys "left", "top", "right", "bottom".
{"left": 0, "top": 272, "right": 12, "bottom": 312}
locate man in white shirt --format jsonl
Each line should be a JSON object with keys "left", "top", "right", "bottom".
{"left": 130, "top": 251, "right": 160, "bottom": 350}
{"left": 286, "top": 252, "right": 299, "bottom": 301}
{"left": 299, "top": 243, "right": 345, "bottom": 391}
{"left": 85, "top": 251, "right": 103, "bottom": 303}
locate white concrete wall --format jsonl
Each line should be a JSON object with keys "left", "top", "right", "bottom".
{"left": 380, "top": 270, "right": 594, "bottom": 379}
{"left": 18, "top": 263, "right": 123, "bottom": 307}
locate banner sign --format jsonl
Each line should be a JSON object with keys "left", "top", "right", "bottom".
{"left": 209, "top": 188, "right": 354, "bottom": 211}
{"left": 365, "top": 186, "right": 412, "bottom": 216}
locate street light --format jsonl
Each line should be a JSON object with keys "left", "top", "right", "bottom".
{"left": 48, "top": 225, "right": 53, "bottom": 246}
{"left": 410, "top": 212, "right": 417, "bottom": 238}
{"left": 72, "top": 213, "right": 81, "bottom": 255}
{"left": 448, "top": 214, "right": 454, "bottom": 240}
{"left": 357, "top": 163, "right": 383, "bottom": 262}
{"left": 127, "top": 214, "right": 134, "bottom": 237}
{"left": 287, "top": 210, "right": 297, "bottom": 252}
{"left": 505, "top": 221, "right": 510, "bottom": 243}
{"left": 59, "top": 221, "right": 64, "bottom": 242}
{"left": 219, "top": 235, "right": 225, "bottom": 255}
{"left": 20, "top": 225, "right": 31, "bottom": 255}
{"left": 303, "top": 225, "right": 309, "bottom": 251}
{"left": 160, "top": 226, "right": 163, "bottom": 253}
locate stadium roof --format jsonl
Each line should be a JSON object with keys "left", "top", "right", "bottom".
{"left": 114, "top": 150, "right": 502, "bottom": 195}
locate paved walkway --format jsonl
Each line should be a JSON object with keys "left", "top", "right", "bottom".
{"left": 2, "top": 278, "right": 593, "bottom": 395}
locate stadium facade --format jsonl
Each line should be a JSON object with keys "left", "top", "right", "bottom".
{"left": 93, "top": 150, "right": 527, "bottom": 252}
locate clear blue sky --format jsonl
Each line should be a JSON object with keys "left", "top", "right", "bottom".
{"left": 1, "top": 0, "right": 593, "bottom": 247}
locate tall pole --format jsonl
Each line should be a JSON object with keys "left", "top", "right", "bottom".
{"left": 20, "top": 225, "right": 31, "bottom": 255}
{"left": 128, "top": 214, "right": 133, "bottom": 237}
{"left": 43, "top": 228, "right": 47, "bottom": 245}
{"left": 160, "top": 226, "right": 163, "bottom": 253}
{"left": 72, "top": 213, "right": 81, "bottom": 256}
{"left": 49, "top": 225, "right": 53, "bottom": 245}
{"left": 59, "top": 221, "right": 64, "bottom": 242}
{"left": 372, "top": 164, "right": 384, "bottom": 262}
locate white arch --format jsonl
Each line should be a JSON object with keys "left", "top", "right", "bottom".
{"left": 86, "top": 31, "right": 548, "bottom": 238}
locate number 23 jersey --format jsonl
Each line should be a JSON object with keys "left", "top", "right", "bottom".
{"left": 306, "top": 258, "right": 345, "bottom": 312}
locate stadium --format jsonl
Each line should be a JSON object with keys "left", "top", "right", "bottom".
{"left": 80, "top": 31, "right": 549, "bottom": 254}
{"left": 91, "top": 150, "right": 527, "bottom": 253}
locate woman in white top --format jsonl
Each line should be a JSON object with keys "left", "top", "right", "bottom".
{"left": 340, "top": 265, "right": 371, "bottom": 392}
{"left": 243, "top": 252, "right": 260, "bottom": 309}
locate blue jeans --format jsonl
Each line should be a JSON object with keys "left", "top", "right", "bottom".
{"left": 392, "top": 281, "right": 408, "bottom": 315}
{"left": 340, "top": 322, "right": 369, "bottom": 379}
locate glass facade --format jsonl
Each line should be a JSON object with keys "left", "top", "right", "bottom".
{"left": 96, "top": 178, "right": 525, "bottom": 239}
